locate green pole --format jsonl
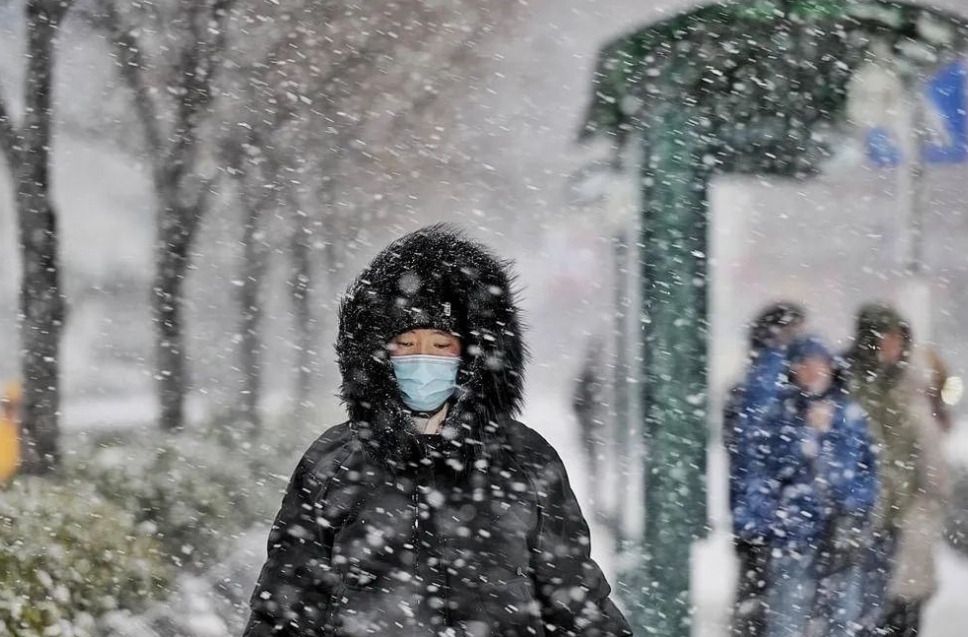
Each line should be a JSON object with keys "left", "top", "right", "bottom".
{"left": 622, "top": 103, "right": 710, "bottom": 636}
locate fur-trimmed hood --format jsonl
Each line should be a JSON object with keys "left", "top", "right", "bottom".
{"left": 336, "top": 224, "right": 528, "bottom": 466}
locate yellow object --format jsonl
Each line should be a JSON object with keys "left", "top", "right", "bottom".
{"left": 1, "top": 380, "right": 22, "bottom": 405}
{"left": 0, "top": 380, "right": 22, "bottom": 482}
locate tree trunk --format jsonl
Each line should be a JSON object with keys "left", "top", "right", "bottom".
{"left": 16, "top": 0, "right": 70, "bottom": 474}
{"left": 154, "top": 250, "right": 188, "bottom": 433}
{"left": 290, "top": 209, "right": 314, "bottom": 415}
{"left": 153, "top": 198, "right": 195, "bottom": 433}
{"left": 238, "top": 190, "right": 268, "bottom": 432}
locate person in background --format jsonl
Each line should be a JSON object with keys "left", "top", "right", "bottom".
{"left": 726, "top": 302, "right": 805, "bottom": 637}
{"left": 740, "top": 335, "right": 878, "bottom": 637}
{"left": 572, "top": 333, "right": 608, "bottom": 492}
{"left": 843, "top": 303, "right": 950, "bottom": 637}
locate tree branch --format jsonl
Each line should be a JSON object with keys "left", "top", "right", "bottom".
{"left": 39, "top": 0, "right": 74, "bottom": 26}
{"left": 0, "top": 0, "right": 70, "bottom": 170}
{"left": 94, "top": 0, "right": 164, "bottom": 157}
{"left": 299, "top": 10, "right": 498, "bottom": 170}
{"left": 398, "top": 18, "right": 495, "bottom": 121}
{"left": 159, "top": 0, "right": 236, "bottom": 187}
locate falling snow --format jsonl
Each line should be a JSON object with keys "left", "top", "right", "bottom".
{"left": 1, "top": 0, "right": 968, "bottom": 636}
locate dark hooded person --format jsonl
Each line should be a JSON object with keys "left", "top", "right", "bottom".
{"left": 243, "top": 225, "right": 632, "bottom": 637}
{"left": 571, "top": 333, "right": 608, "bottom": 491}
{"left": 725, "top": 301, "right": 805, "bottom": 637}
{"left": 843, "top": 303, "right": 950, "bottom": 637}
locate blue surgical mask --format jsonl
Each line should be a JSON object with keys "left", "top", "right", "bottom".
{"left": 390, "top": 355, "right": 460, "bottom": 413}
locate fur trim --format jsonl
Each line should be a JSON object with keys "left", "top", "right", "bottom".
{"left": 336, "top": 224, "right": 528, "bottom": 467}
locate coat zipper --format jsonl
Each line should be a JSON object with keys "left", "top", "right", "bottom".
{"left": 411, "top": 480, "right": 420, "bottom": 582}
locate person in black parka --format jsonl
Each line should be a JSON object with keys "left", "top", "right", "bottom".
{"left": 243, "top": 224, "right": 632, "bottom": 637}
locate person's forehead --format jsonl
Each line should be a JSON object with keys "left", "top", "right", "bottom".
{"left": 396, "top": 329, "right": 457, "bottom": 338}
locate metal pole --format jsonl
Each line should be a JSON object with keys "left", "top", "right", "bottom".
{"left": 623, "top": 103, "right": 709, "bottom": 637}
{"left": 897, "top": 67, "right": 932, "bottom": 342}
{"left": 611, "top": 228, "right": 630, "bottom": 547}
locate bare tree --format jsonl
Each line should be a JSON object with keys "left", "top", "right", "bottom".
{"left": 203, "top": 0, "right": 514, "bottom": 425}
{"left": 0, "top": 0, "right": 73, "bottom": 474}
{"left": 214, "top": 5, "right": 305, "bottom": 426}
{"left": 236, "top": 174, "right": 270, "bottom": 433}
{"left": 274, "top": 0, "right": 509, "bottom": 405}
{"left": 288, "top": 199, "right": 316, "bottom": 413}
{"left": 219, "top": 126, "right": 274, "bottom": 433}
{"left": 95, "top": 0, "right": 235, "bottom": 432}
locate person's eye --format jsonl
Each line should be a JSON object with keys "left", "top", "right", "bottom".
{"left": 433, "top": 342, "right": 451, "bottom": 349}
{"left": 396, "top": 341, "right": 415, "bottom": 347}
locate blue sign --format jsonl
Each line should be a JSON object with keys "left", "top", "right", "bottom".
{"left": 866, "top": 127, "right": 902, "bottom": 166}
{"left": 867, "top": 60, "right": 968, "bottom": 166}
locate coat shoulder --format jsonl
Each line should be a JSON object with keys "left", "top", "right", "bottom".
{"left": 297, "top": 421, "right": 361, "bottom": 483}
{"left": 501, "top": 419, "right": 565, "bottom": 473}
{"left": 503, "top": 419, "right": 554, "bottom": 451}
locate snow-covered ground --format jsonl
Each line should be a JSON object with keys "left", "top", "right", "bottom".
{"left": 689, "top": 529, "right": 968, "bottom": 637}
{"left": 922, "top": 543, "right": 968, "bottom": 637}
{"left": 68, "top": 385, "right": 965, "bottom": 637}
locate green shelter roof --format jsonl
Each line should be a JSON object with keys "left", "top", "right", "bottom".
{"left": 581, "top": 0, "right": 968, "bottom": 174}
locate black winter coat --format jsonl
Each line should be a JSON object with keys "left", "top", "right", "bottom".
{"left": 244, "top": 226, "right": 631, "bottom": 637}
{"left": 243, "top": 419, "right": 630, "bottom": 637}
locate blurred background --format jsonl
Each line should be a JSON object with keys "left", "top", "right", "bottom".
{"left": 1, "top": 0, "right": 968, "bottom": 635}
